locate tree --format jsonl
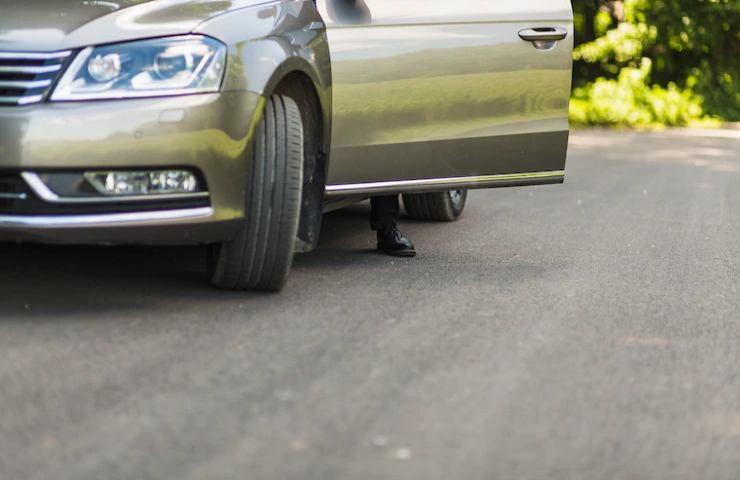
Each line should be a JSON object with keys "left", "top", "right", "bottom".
{"left": 571, "top": 0, "right": 739, "bottom": 125}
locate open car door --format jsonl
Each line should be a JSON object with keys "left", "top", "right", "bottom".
{"left": 318, "top": 0, "right": 573, "bottom": 195}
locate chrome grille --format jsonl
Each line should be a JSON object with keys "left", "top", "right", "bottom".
{"left": 0, "top": 51, "right": 72, "bottom": 106}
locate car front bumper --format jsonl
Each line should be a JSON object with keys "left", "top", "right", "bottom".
{"left": 0, "top": 91, "right": 263, "bottom": 245}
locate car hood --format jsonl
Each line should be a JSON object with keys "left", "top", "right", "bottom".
{"left": 0, "top": 0, "right": 269, "bottom": 52}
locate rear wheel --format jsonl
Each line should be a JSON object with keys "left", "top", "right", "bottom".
{"left": 209, "top": 95, "right": 303, "bottom": 291}
{"left": 402, "top": 190, "right": 468, "bottom": 222}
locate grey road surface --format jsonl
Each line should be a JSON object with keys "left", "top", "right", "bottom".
{"left": 1, "top": 130, "right": 739, "bottom": 480}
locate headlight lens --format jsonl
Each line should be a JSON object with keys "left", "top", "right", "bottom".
{"left": 51, "top": 35, "right": 226, "bottom": 101}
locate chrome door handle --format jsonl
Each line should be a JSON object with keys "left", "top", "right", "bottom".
{"left": 518, "top": 28, "right": 568, "bottom": 42}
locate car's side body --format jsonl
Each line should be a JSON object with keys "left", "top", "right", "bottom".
{"left": 0, "top": 0, "right": 573, "bottom": 249}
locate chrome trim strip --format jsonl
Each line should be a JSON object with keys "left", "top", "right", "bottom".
{"left": 0, "top": 95, "right": 44, "bottom": 105}
{"left": 0, "top": 65, "right": 63, "bottom": 74}
{"left": 17, "top": 95, "right": 46, "bottom": 105}
{"left": 0, "top": 207, "right": 214, "bottom": 228}
{"left": 325, "top": 171, "right": 566, "bottom": 196}
{"left": 21, "top": 172, "right": 210, "bottom": 204}
{"left": 0, "top": 79, "right": 52, "bottom": 89}
{"left": 0, "top": 51, "right": 72, "bottom": 60}
{"left": 21, "top": 172, "right": 67, "bottom": 202}
{"left": 0, "top": 192, "right": 28, "bottom": 200}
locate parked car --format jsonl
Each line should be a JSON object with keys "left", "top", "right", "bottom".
{"left": 0, "top": 0, "right": 573, "bottom": 291}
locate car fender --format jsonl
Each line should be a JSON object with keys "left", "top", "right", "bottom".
{"left": 195, "top": 0, "right": 332, "bottom": 157}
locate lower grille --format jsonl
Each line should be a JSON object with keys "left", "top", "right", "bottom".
{"left": 0, "top": 172, "right": 210, "bottom": 215}
{"left": 0, "top": 51, "right": 72, "bottom": 106}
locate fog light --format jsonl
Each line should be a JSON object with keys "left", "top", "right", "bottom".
{"left": 84, "top": 170, "right": 200, "bottom": 196}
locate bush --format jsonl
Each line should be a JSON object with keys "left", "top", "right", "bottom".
{"left": 571, "top": 58, "right": 703, "bottom": 126}
{"left": 571, "top": 0, "right": 739, "bottom": 126}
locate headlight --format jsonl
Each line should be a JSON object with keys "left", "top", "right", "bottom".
{"left": 51, "top": 35, "right": 226, "bottom": 101}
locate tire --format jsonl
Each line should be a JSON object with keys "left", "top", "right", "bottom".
{"left": 402, "top": 190, "right": 468, "bottom": 222}
{"left": 209, "top": 95, "right": 304, "bottom": 291}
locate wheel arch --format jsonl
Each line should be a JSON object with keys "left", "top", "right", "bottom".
{"left": 196, "top": 1, "right": 333, "bottom": 251}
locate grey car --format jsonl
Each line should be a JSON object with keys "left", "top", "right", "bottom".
{"left": 0, "top": 0, "right": 574, "bottom": 291}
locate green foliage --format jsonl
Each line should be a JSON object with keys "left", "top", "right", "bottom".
{"left": 571, "top": 58, "right": 703, "bottom": 126}
{"left": 572, "top": 0, "right": 739, "bottom": 126}
{"left": 574, "top": 22, "right": 656, "bottom": 66}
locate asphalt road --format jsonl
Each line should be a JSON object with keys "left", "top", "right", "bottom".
{"left": 1, "top": 130, "right": 739, "bottom": 480}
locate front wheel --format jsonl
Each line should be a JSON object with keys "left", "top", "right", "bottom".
{"left": 209, "top": 95, "right": 304, "bottom": 292}
{"left": 402, "top": 190, "right": 468, "bottom": 222}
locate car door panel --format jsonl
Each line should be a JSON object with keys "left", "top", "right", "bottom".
{"left": 317, "top": 0, "right": 573, "bottom": 190}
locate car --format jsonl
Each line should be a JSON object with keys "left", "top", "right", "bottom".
{"left": 0, "top": 0, "right": 573, "bottom": 291}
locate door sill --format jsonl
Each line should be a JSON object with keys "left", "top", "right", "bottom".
{"left": 325, "top": 170, "right": 565, "bottom": 196}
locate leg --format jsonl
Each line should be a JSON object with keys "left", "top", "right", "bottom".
{"left": 370, "top": 195, "right": 415, "bottom": 257}
{"left": 370, "top": 195, "right": 400, "bottom": 230}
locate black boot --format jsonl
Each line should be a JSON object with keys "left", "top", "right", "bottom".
{"left": 377, "top": 225, "right": 416, "bottom": 257}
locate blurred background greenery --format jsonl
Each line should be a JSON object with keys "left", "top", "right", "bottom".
{"left": 571, "top": 0, "right": 739, "bottom": 127}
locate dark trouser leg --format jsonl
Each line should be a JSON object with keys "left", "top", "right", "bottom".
{"left": 370, "top": 195, "right": 400, "bottom": 231}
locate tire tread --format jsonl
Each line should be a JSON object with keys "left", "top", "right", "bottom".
{"left": 402, "top": 190, "right": 467, "bottom": 222}
{"left": 210, "top": 95, "right": 304, "bottom": 291}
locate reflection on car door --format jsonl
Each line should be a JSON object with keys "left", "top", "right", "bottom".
{"left": 318, "top": 0, "right": 573, "bottom": 194}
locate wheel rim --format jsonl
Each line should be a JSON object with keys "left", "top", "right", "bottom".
{"left": 447, "top": 190, "right": 464, "bottom": 208}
